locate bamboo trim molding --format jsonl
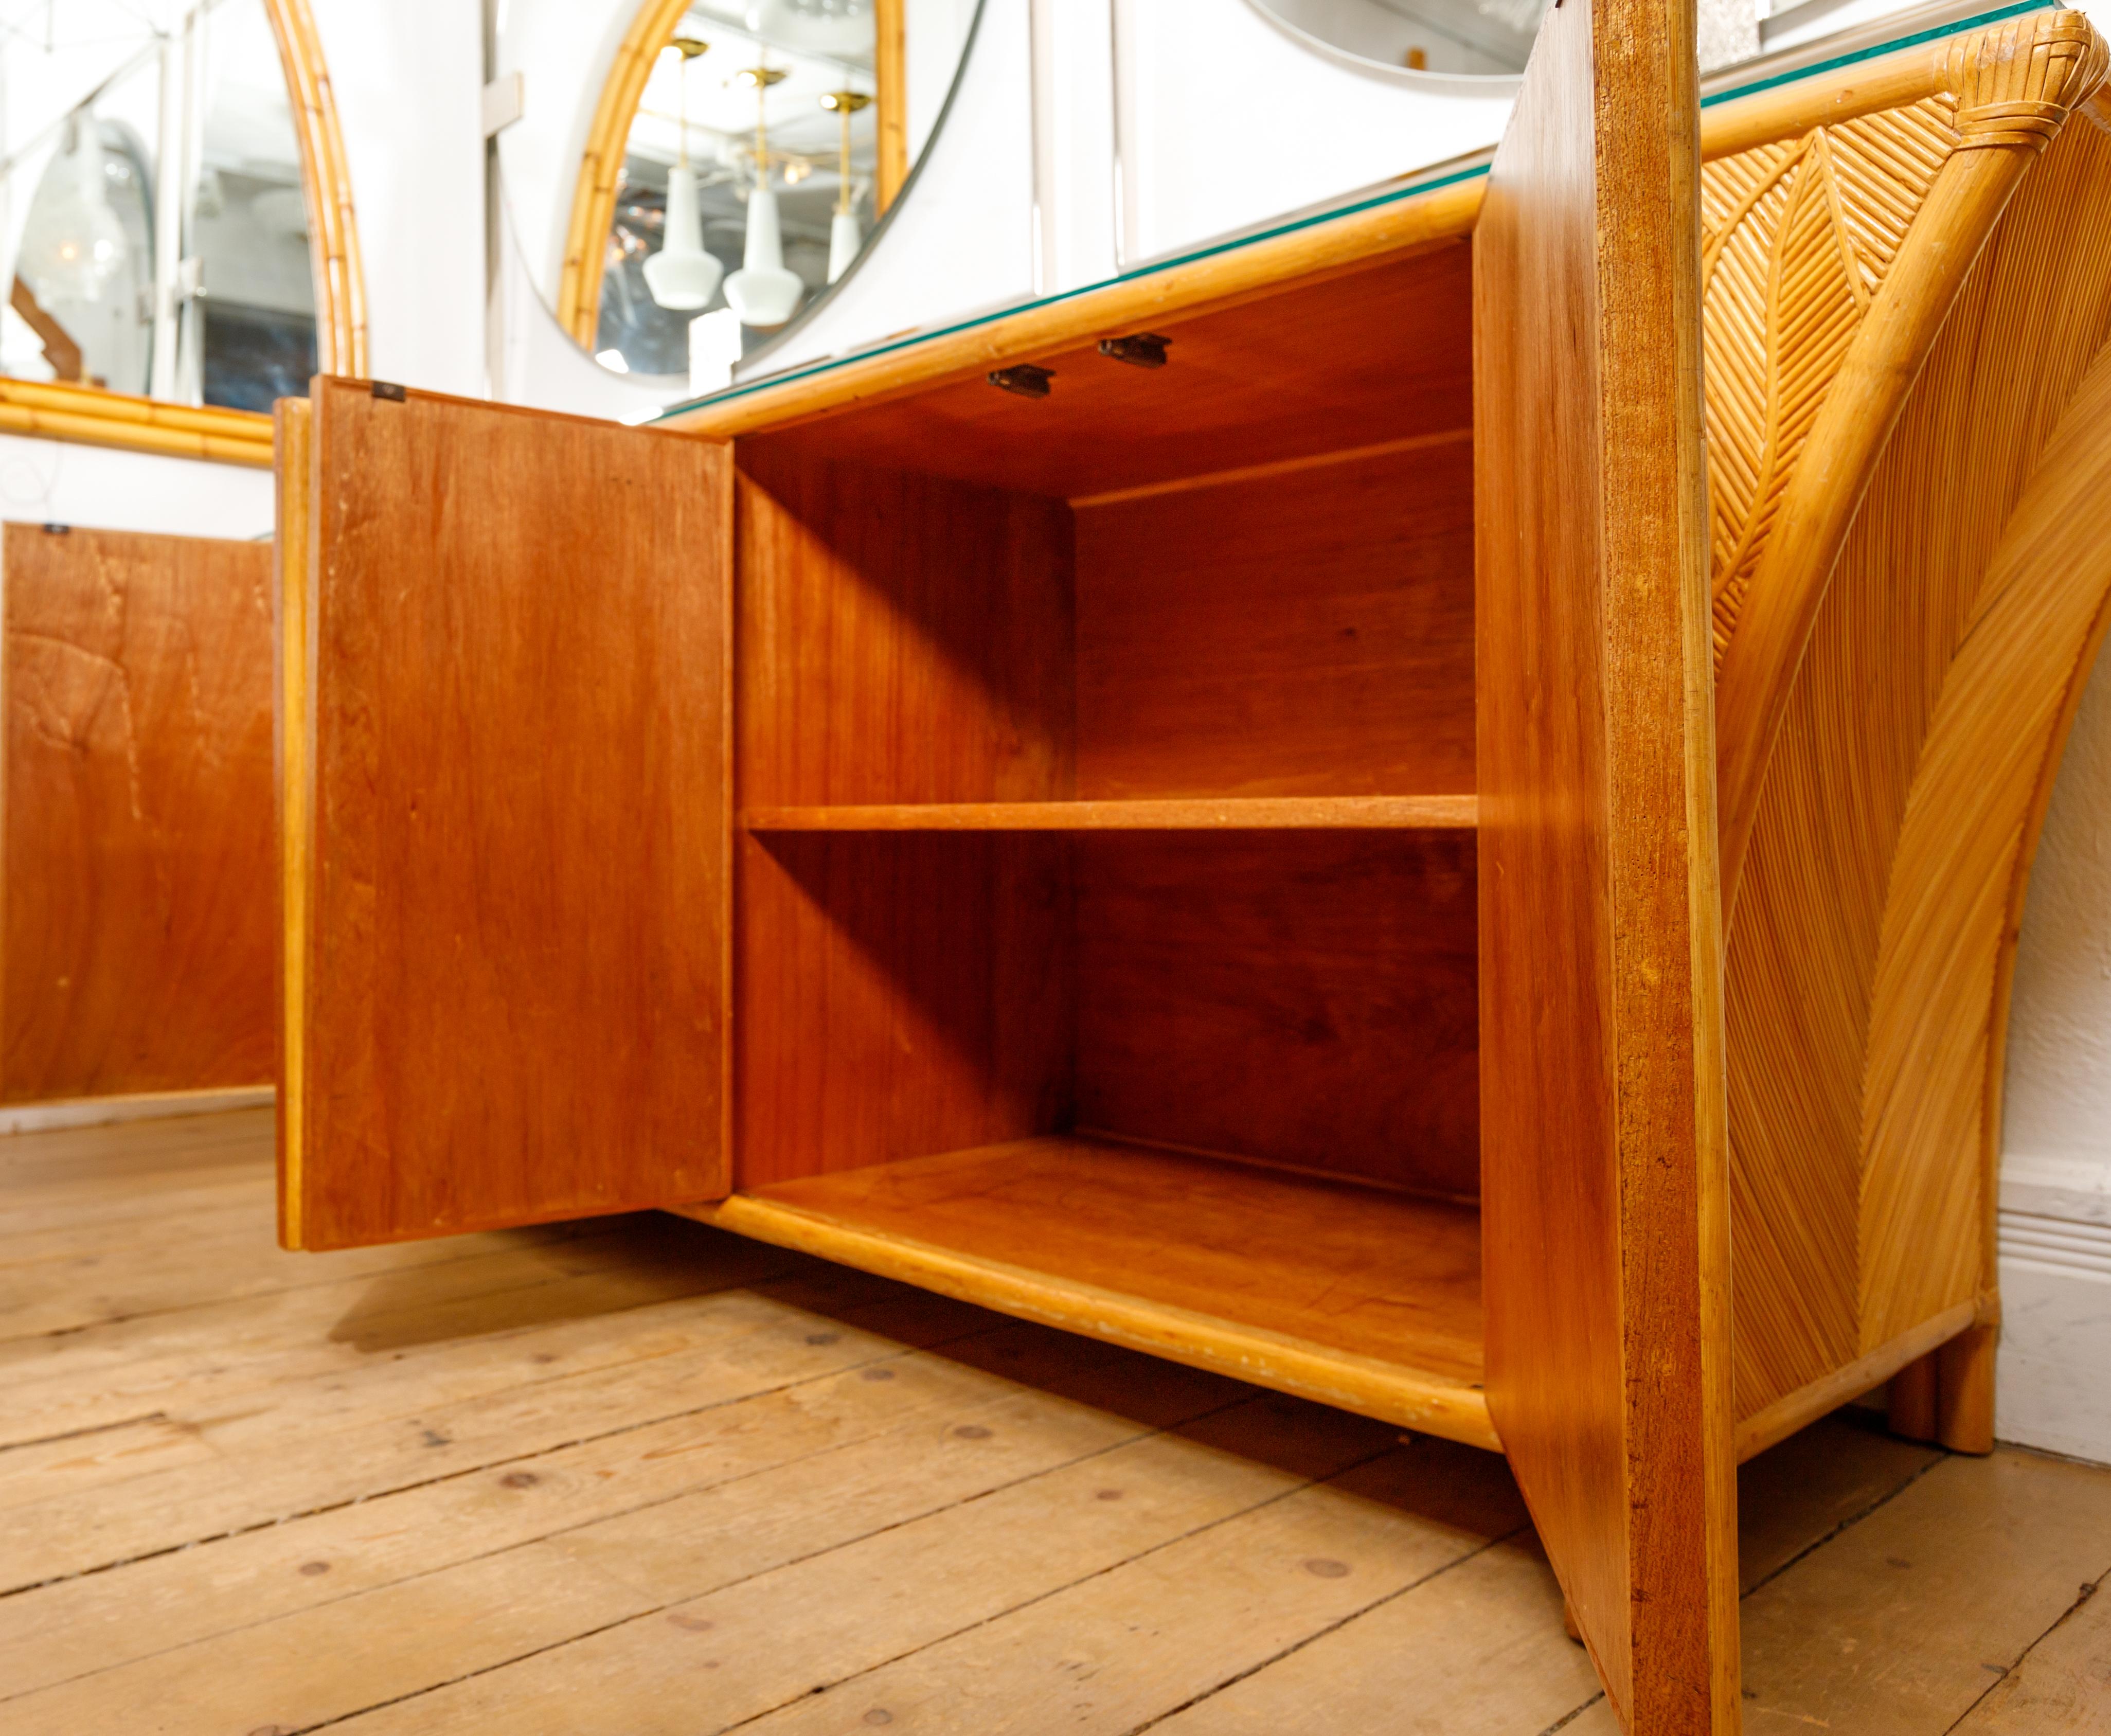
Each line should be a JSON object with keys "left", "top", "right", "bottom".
{"left": 1731, "top": 1299, "right": 1979, "bottom": 1461}
{"left": 1862, "top": 335, "right": 2111, "bottom": 1347}
{"left": 1717, "top": 60, "right": 2111, "bottom": 1429}
{"left": 557, "top": 0, "right": 691, "bottom": 349}
{"left": 682, "top": 1193, "right": 1505, "bottom": 1452}
{"left": 261, "top": 0, "right": 367, "bottom": 378}
{"left": 0, "top": 0, "right": 362, "bottom": 467}
{"left": 273, "top": 398, "right": 314, "bottom": 1250}
{"left": 875, "top": 0, "right": 907, "bottom": 212}
{"left": 0, "top": 380, "right": 272, "bottom": 466}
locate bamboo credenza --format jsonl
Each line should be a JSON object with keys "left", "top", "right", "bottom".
{"left": 272, "top": 6, "right": 2111, "bottom": 1728}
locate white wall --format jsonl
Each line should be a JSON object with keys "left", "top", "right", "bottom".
{"left": 310, "top": 0, "right": 486, "bottom": 397}
{"left": 1999, "top": 646, "right": 2111, "bottom": 1465}
{"left": 0, "top": 436, "right": 272, "bottom": 538}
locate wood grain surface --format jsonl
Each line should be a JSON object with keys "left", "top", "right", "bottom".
{"left": 1074, "top": 438, "right": 1475, "bottom": 799}
{"left": 735, "top": 447, "right": 1075, "bottom": 810}
{"left": 741, "top": 796, "right": 1479, "bottom": 830}
{"left": 1473, "top": 0, "right": 1739, "bottom": 1727}
{"left": 746, "top": 1135, "right": 1485, "bottom": 1386}
{"left": 3, "top": 523, "right": 275, "bottom": 1103}
{"left": 284, "top": 380, "right": 733, "bottom": 1248}
{"left": 9, "top": 1109, "right": 2110, "bottom": 1735}
{"left": 734, "top": 241, "right": 1474, "bottom": 499}
{"left": 1075, "top": 831, "right": 1479, "bottom": 1199}
{"left": 736, "top": 830, "right": 1074, "bottom": 1191}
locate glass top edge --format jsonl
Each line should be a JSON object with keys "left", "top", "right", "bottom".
{"left": 655, "top": 0, "right": 2058, "bottom": 429}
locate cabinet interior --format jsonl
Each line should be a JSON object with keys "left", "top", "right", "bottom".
{"left": 728, "top": 237, "right": 1486, "bottom": 1393}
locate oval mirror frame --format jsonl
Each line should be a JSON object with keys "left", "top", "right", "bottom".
{"left": 558, "top": 0, "right": 908, "bottom": 355}
{"left": 0, "top": 0, "right": 367, "bottom": 469}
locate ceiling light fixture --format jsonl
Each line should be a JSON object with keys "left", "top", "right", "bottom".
{"left": 641, "top": 37, "right": 724, "bottom": 313}
{"left": 818, "top": 90, "right": 870, "bottom": 284}
{"left": 722, "top": 63, "right": 804, "bottom": 329}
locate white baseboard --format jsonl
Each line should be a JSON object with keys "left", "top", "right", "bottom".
{"left": 0, "top": 1085, "right": 275, "bottom": 1137}
{"left": 2001, "top": 1151, "right": 2111, "bottom": 1229}
{"left": 1998, "top": 1212, "right": 2111, "bottom": 1466}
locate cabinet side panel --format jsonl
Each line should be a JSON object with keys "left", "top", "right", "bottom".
{"left": 736, "top": 831, "right": 1075, "bottom": 1189}
{"left": 300, "top": 381, "right": 733, "bottom": 1247}
{"left": 735, "top": 445, "right": 1076, "bottom": 809}
{"left": 3, "top": 523, "right": 276, "bottom": 1103}
{"left": 1477, "top": 0, "right": 1738, "bottom": 1726}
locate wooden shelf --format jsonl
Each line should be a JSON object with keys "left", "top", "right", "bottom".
{"left": 741, "top": 796, "right": 1479, "bottom": 832}
{"left": 675, "top": 1135, "right": 1495, "bottom": 1451}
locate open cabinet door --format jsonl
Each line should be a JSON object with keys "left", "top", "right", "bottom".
{"left": 1476, "top": 2, "right": 1739, "bottom": 1732}
{"left": 275, "top": 380, "right": 733, "bottom": 1251}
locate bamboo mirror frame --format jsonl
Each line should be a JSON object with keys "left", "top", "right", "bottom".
{"left": 0, "top": 0, "right": 366, "bottom": 469}
{"left": 554, "top": 0, "right": 913, "bottom": 361}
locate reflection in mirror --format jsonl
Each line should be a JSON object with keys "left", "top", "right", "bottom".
{"left": 593, "top": 3, "right": 882, "bottom": 380}
{"left": 0, "top": 0, "right": 317, "bottom": 411}
{"left": 1252, "top": 0, "right": 1541, "bottom": 75}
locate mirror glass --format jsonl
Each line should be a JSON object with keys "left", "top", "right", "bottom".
{"left": 597, "top": 4, "right": 880, "bottom": 378}
{"left": 562, "top": 1, "right": 977, "bottom": 384}
{"left": 1251, "top": 0, "right": 1540, "bottom": 76}
{"left": 0, "top": 0, "right": 315, "bottom": 408}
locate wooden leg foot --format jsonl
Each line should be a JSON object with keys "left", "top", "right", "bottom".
{"left": 1889, "top": 1349, "right": 1940, "bottom": 1443}
{"left": 1563, "top": 1600, "right": 1585, "bottom": 1645}
{"left": 1888, "top": 1326, "right": 1997, "bottom": 1452}
{"left": 1935, "top": 1323, "right": 1997, "bottom": 1455}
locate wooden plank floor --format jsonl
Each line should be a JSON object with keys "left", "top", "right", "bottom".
{"left": 1, "top": 1110, "right": 2105, "bottom": 1734}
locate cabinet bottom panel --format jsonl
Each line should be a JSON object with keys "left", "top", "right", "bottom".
{"left": 673, "top": 1133, "right": 1498, "bottom": 1452}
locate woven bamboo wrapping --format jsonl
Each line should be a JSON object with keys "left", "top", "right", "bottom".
{"left": 1705, "top": 14, "right": 2111, "bottom": 1421}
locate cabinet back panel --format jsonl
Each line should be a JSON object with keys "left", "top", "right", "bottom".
{"left": 1074, "top": 439, "right": 1475, "bottom": 798}
{"left": 734, "top": 242, "right": 1473, "bottom": 499}
{"left": 737, "top": 831, "right": 1075, "bottom": 1189}
{"left": 737, "top": 448, "right": 1075, "bottom": 808}
{"left": 3, "top": 524, "right": 274, "bottom": 1101}
{"left": 1075, "top": 831, "right": 1479, "bottom": 1197}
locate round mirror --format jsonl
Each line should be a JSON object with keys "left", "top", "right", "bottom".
{"left": 0, "top": 0, "right": 323, "bottom": 410}
{"left": 1250, "top": 0, "right": 1540, "bottom": 76}
{"left": 500, "top": 1, "right": 978, "bottom": 392}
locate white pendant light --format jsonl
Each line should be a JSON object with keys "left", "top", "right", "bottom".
{"left": 21, "top": 116, "right": 128, "bottom": 309}
{"left": 722, "top": 64, "right": 804, "bottom": 329}
{"left": 642, "top": 38, "right": 724, "bottom": 312}
{"left": 818, "top": 89, "right": 870, "bottom": 284}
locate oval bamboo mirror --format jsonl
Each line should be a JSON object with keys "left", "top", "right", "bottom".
{"left": 500, "top": 0, "right": 978, "bottom": 393}
{"left": 1249, "top": 0, "right": 1541, "bottom": 75}
{"left": 0, "top": 0, "right": 363, "bottom": 464}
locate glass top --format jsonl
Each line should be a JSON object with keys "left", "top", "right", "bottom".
{"left": 653, "top": 0, "right": 2058, "bottom": 428}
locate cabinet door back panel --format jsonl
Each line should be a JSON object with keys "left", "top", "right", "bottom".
{"left": 1074, "top": 438, "right": 1475, "bottom": 799}
{"left": 3, "top": 524, "right": 274, "bottom": 1102}
{"left": 285, "top": 381, "right": 732, "bottom": 1249}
